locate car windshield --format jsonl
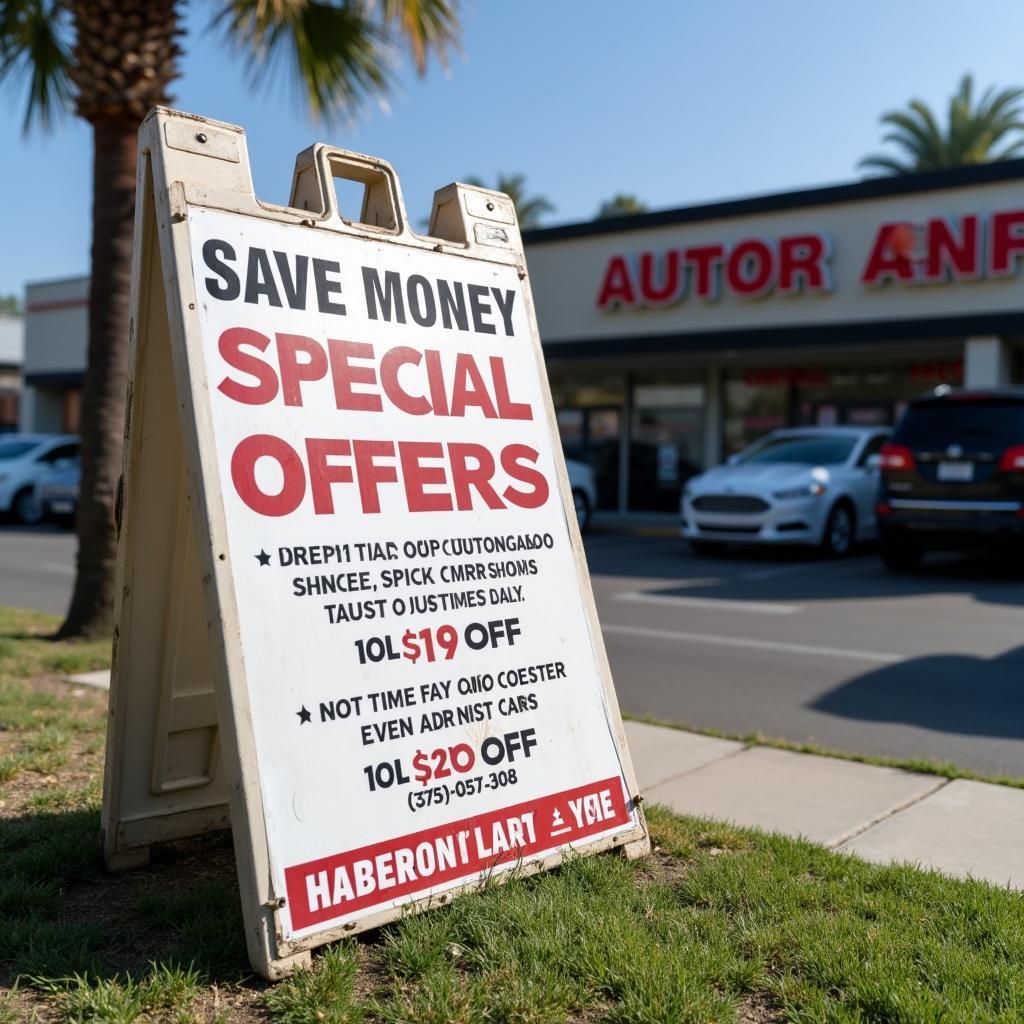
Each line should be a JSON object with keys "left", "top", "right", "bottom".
{"left": 739, "top": 435, "right": 857, "bottom": 466}
{"left": 0, "top": 440, "right": 38, "bottom": 460}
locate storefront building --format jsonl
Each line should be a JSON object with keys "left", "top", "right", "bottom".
{"left": 0, "top": 312, "right": 24, "bottom": 432}
{"left": 18, "top": 164, "right": 1024, "bottom": 512}
{"left": 20, "top": 276, "right": 88, "bottom": 434}
{"left": 524, "top": 161, "right": 1024, "bottom": 513}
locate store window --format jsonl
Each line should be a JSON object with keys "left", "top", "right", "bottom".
{"left": 725, "top": 360, "right": 963, "bottom": 453}
{"left": 724, "top": 371, "right": 791, "bottom": 454}
{"left": 551, "top": 373, "right": 625, "bottom": 511}
{"left": 556, "top": 408, "right": 585, "bottom": 460}
{"left": 629, "top": 382, "right": 704, "bottom": 512}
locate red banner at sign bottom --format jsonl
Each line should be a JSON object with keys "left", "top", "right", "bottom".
{"left": 284, "top": 776, "right": 632, "bottom": 931}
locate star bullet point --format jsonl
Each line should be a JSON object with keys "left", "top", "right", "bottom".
{"left": 297, "top": 705, "right": 312, "bottom": 725}
{"left": 255, "top": 549, "right": 271, "bottom": 567}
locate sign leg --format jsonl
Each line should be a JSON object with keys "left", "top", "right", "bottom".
{"left": 103, "top": 842, "right": 151, "bottom": 872}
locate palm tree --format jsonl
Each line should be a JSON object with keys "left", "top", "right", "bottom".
{"left": 860, "top": 74, "right": 1024, "bottom": 175}
{"left": 465, "top": 173, "right": 554, "bottom": 230}
{"left": 596, "top": 194, "right": 647, "bottom": 219}
{"left": 0, "top": 0, "right": 460, "bottom": 639}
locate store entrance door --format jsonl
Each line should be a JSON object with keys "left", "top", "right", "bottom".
{"left": 555, "top": 406, "right": 621, "bottom": 510}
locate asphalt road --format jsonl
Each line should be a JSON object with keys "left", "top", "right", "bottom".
{"left": 586, "top": 530, "right": 1024, "bottom": 780}
{"left": 2, "top": 522, "right": 1022, "bottom": 779}
{"left": 0, "top": 524, "right": 75, "bottom": 617}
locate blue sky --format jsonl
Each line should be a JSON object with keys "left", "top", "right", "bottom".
{"left": 3, "top": 0, "right": 1024, "bottom": 295}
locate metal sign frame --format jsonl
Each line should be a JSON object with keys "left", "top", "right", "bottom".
{"left": 102, "top": 107, "right": 648, "bottom": 980}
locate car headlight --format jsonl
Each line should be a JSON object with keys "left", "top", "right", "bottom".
{"left": 773, "top": 482, "right": 826, "bottom": 500}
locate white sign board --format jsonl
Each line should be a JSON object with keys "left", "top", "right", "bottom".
{"left": 189, "top": 206, "right": 640, "bottom": 937}
{"left": 103, "top": 108, "right": 647, "bottom": 978}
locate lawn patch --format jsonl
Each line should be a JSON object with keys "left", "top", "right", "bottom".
{"left": 34, "top": 962, "right": 205, "bottom": 1023}
{"left": 0, "top": 608, "right": 109, "bottom": 807}
{"left": 264, "top": 944, "right": 363, "bottom": 1024}
{"left": 1, "top": 607, "right": 1023, "bottom": 1023}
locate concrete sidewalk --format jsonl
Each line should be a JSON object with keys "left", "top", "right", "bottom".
{"left": 625, "top": 719, "right": 1023, "bottom": 890}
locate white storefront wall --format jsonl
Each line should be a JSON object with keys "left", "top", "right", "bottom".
{"left": 525, "top": 178, "right": 1024, "bottom": 353}
{"left": 21, "top": 277, "right": 89, "bottom": 432}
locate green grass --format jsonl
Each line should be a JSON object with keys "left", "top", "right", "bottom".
{"left": 1, "top": 606, "right": 1023, "bottom": 1022}
{"left": 258, "top": 816, "right": 1024, "bottom": 1023}
{"left": 0, "top": 988, "right": 23, "bottom": 1024}
{"left": 628, "top": 712, "right": 1024, "bottom": 790}
{"left": 33, "top": 963, "right": 204, "bottom": 1023}
{"left": 0, "top": 606, "right": 111, "bottom": 679}
{"left": 0, "top": 607, "right": 110, "bottom": 784}
{"left": 264, "top": 945, "right": 363, "bottom": 1024}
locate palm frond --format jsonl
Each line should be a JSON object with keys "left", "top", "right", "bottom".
{"left": 991, "top": 141, "right": 1024, "bottom": 161}
{"left": 215, "top": 1, "right": 390, "bottom": 119}
{"left": 878, "top": 108, "right": 940, "bottom": 159}
{"left": 214, "top": 0, "right": 460, "bottom": 121}
{"left": 858, "top": 154, "right": 917, "bottom": 176}
{"left": 956, "top": 73, "right": 973, "bottom": 111}
{"left": 977, "top": 87, "right": 1024, "bottom": 124}
{"left": 0, "top": 0, "right": 73, "bottom": 133}
{"left": 862, "top": 73, "right": 1024, "bottom": 175}
{"left": 378, "top": 0, "right": 459, "bottom": 75}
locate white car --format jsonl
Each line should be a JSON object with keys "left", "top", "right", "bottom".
{"left": 680, "top": 426, "right": 890, "bottom": 557}
{"left": 565, "top": 457, "right": 597, "bottom": 531}
{"left": 0, "top": 434, "right": 80, "bottom": 524}
{"left": 36, "top": 458, "right": 81, "bottom": 527}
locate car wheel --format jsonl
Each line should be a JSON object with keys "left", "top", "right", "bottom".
{"left": 690, "top": 539, "right": 725, "bottom": 556}
{"left": 12, "top": 488, "right": 42, "bottom": 526}
{"left": 571, "top": 488, "right": 591, "bottom": 532}
{"left": 880, "top": 538, "right": 922, "bottom": 572}
{"left": 821, "top": 501, "right": 855, "bottom": 558}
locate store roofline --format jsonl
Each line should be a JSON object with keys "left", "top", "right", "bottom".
{"left": 24, "top": 273, "right": 89, "bottom": 290}
{"left": 23, "top": 369, "right": 85, "bottom": 388}
{"left": 541, "top": 311, "right": 1024, "bottom": 359}
{"left": 522, "top": 160, "right": 1024, "bottom": 244}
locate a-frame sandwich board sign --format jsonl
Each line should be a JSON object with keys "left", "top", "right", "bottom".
{"left": 103, "top": 106, "right": 649, "bottom": 980}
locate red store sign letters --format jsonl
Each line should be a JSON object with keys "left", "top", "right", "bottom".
{"left": 596, "top": 209, "right": 1024, "bottom": 310}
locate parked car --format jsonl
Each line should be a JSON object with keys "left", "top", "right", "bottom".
{"left": 565, "top": 457, "right": 597, "bottom": 531}
{"left": 0, "top": 434, "right": 80, "bottom": 524}
{"left": 877, "top": 388, "right": 1024, "bottom": 570}
{"left": 36, "top": 458, "right": 81, "bottom": 528}
{"left": 680, "top": 426, "right": 890, "bottom": 556}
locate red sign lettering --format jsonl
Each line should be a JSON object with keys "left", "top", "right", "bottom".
{"left": 596, "top": 209, "right": 1024, "bottom": 310}
{"left": 597, "top": 233, "right": 831, "bottom": 310}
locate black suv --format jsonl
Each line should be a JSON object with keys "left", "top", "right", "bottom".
{"left": 877, "top": 389, "right": 1024, "bottom": 570}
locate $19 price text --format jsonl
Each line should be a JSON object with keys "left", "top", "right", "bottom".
{"left": 354, "top": 617, "right": 522, "bottom": 665}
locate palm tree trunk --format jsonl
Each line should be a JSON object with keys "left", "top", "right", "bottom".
{"left": 56, "top": 117, "right": 138, "bottom": 640}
